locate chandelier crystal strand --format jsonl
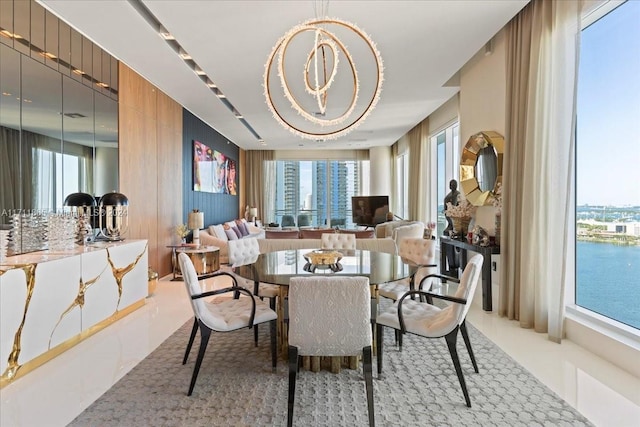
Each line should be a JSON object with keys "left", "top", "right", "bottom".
{"left": 264, "top": 17, "right": 383, "bottom": 141}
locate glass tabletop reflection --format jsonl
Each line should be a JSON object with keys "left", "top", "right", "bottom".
{"left": 234, "top": 249, "right": 416, "bottom": 286}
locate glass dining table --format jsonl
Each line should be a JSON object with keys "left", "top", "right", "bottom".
{"left": 234, "top": 248, "right": 416, "bottom": 287}
{"left": 234, "top": 249, "right": 418, "bottom": 370}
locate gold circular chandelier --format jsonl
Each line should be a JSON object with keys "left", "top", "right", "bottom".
{"left": 264, "top": 17, "right": 384, "bottom": 140}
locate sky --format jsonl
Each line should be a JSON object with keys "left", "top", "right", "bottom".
{"left": 576, "top": 0, "right": 640, "bottom": 206}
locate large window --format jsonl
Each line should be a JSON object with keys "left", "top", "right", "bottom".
{"left": 274, "top": 160, "right": 364, "bottom": 228}
{"left": 433, "top": 122, "right": 459, "bottom": 237}
{"left": 575, "top": 0, "right": 640, "bottom": 329}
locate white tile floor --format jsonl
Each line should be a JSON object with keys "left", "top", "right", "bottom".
{"left": 1, "top": 274, "right": 639, "bottom": 427}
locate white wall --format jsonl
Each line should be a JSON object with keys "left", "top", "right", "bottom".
{"left": 459, "top": 29, "right": 506, "bottom": 234}
{"left": 428, "top": 94, "right": 459, "bottom": 134}
{"left": 368, "top": 146, "right": 391, "bottom": 197}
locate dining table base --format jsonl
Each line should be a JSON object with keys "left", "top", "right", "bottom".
{"left": 300, "top": 356, "right": 360, "bottom": 374}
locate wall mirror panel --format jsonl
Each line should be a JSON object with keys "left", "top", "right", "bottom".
{"left": 459, "top": 131, "right": 504, "bottom": 206}
{"left": 0, "top": 0, "right": 119, "bottom": 255}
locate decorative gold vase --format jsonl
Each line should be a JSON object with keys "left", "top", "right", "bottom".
{"left": 452, "top": 216, "right": 471, "bottom": 239}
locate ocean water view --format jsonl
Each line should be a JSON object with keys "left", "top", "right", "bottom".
{"left": 576, "top": 241, "right": 640, "bottom": 329}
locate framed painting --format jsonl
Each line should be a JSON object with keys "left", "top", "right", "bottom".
{"left": 193, "top": 140, "right": 237, "bottom": 194}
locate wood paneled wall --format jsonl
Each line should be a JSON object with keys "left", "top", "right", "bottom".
{"left": 119, "top": 64, "right": 182, "bottom": 277}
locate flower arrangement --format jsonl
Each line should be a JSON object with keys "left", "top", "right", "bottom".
{"left": 492, "top": 182, "right": 503, "bottom": 211}
{"left": 426, "top": 221, "right": 436, "bottom": 231}
{"left": 445, "top": 195, "right": 477, "bottom": 218}
{"left": 175, "top": 223, "right": 189, "bottom": 240}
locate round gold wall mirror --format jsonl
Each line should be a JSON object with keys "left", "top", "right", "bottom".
{"left": 460, "top": 131, "right": 504, "bottom": 206}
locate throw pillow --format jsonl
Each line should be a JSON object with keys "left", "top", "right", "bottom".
{"left": 236, "top": 220, "right": 250, "bottom": 237}
{"left": 211, "top": 224, "right": 227, "bottom": 241}
{"left": 224, "top": 228, "right": 239, "bottom": 240}
{"left": 231, "top": 226, "right": 242, "bottom": 238}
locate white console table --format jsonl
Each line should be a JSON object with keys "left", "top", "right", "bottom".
{"left": 0, "top": 240, "right": 148, "bottom": 387}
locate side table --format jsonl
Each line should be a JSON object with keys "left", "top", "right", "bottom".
{"left": 439, "top": 237, "right": 499, "bottom": 311}
{"left": 168, "top": 245, "right": 220, "bottom": 280}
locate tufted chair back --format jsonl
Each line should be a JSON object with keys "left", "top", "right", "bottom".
{"left": 228, "top": 238, "right": 260, "bottom": 267}
{"left": 392, "top": 222, "right": 425, "bottom": 246}
{"left": 454, "top": 254, "right": 483, "bottom": 325}
{"left": 398, "top": 237, "right": 437, "bottom": 288}
{"left": 321, "top": 233, "right": 356, "bottom": 250}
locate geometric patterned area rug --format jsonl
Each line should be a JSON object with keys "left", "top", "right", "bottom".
{"left": 69, "top": 319, "right": 593, "bottom": 427}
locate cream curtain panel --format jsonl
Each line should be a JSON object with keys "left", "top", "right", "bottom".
{"left": 390, "top": 142, "right": 398, "bottom": 214}
{"left": 408, "top": 118, "right": 428, "bottom": 222}
{"left": 245, "top": 150, "right": 275, "bottom": 225}
{"left": 500, "top": 0, "right": 581, "bottom": 342}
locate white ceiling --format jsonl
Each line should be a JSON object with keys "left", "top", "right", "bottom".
{"left": 39, "top": 0, "right": 528, "bottom": 151}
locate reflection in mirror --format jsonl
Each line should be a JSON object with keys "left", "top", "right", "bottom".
{"left": 0, "top": 44, "right": 22, "bottom": 222}
{"left": 476, "top": 145, "right": 498, "bottom": 192}
{"left": 22, "top": 54, "right": 63, "bottom": 211}
{"left": 0, "top": 0, "right": 119, "bottom": 256}
{"left": 460, "top": 131, "right": 504, "bottom": 206}
{"left": 63, "top": 76, "right": 95, "bottom": 203}
{"left": 94, "top": 94, "right": 119, "bottom": 195}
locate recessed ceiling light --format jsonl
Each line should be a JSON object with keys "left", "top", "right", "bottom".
{"left": 159, "top": 26, "right": 174, "bottom": 40}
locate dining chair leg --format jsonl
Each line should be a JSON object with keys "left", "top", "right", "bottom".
{"left": 188, "top": 323, "right": 211, "bottom": 396}
{"left": 398, "top": 330, "right": 403, "bottom": 351}
{"left": 459, "top": 320, "right": 479, "bottom": 373}
{"left": 376, "top": 324, "right": 384, "bottom": 376}
{"left": 444, "top": 327, "right": 471, "bottom": 407}
{"left": 254, "top": 325, "right": 259, "bottom": 346}
{"left": 287, "top": 346, "right": 299, "bottom": 427}
{"left": 270, "top": 319, "right": 277, "bottom": 371}
{"left": 183, "top": 318, "right": 199, "bottom": 365}
{"left": 363, "top": 346, "right": 375, "bottom": 427}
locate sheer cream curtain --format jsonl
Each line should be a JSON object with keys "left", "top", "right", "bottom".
{"left": 390, "top": 142, "right": 398, "bottom": 214}
{"left": 408, "top": 118, "right": 428, "bottom": 222}
{"left": 500, "top": 0, "right": 581, "bottom": 342}
{"left": 245, "top": 150, "right": 275, "bottom": 225}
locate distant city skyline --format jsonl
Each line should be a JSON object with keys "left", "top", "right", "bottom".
{"left": 577, "top": 0, "right": 640, "bottom": 206}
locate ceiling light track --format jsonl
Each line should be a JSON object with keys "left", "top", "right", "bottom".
{"left": 126, "top": 0, "right": 265, "bottom": 146}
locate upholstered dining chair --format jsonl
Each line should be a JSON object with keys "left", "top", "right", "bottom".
{"left": 320, "top": 232, "right": 356, "bottom": 250}
{"left": 227, "top": 238, "right": 280, "bottom": 343}
{"left": 378, "top": 237, "right": 437, "bottom": 302}
{"left": 376, "top": 254, "right": 483, "bottom": 407}
{"left": 281, "top": 215, "right": 296, "bottom": 228}
{"left": 228, "top": 239, "right": 280, "bottom": 308}
{"left": 179, "top": 252, "right": 277, "bottom": 396}
{"left": 287, "top": 276, "right": 375, "bottom": 427}
{"left": 297, "top": 214, "right": 311, "bottom": 228}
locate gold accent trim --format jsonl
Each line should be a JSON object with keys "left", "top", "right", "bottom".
{"left": 1, "top": 264, "right": 37, "bottom": 384}
{"left": 106, "top": 243, "right": 148, "bottom": 310}
{"left": 0, "top": 299, "right": 145, "bottom": 388}
{"left": 48, "top": 265, "right": 109, "bottom": 349}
